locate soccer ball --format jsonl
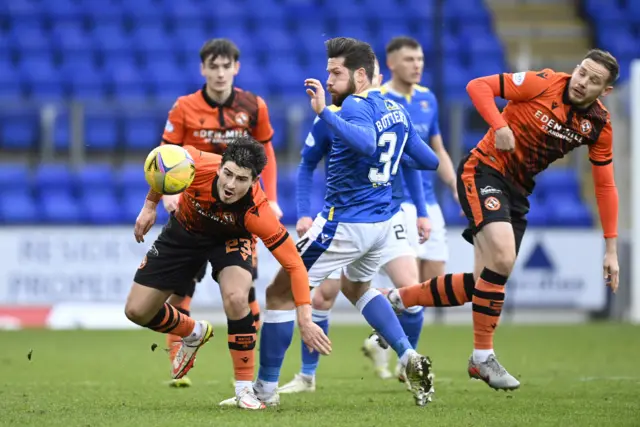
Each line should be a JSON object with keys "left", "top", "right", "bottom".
{"left": 143, "top": 145, "right": 196, "bottom": 195}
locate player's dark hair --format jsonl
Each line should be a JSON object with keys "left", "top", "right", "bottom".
{"left": 385, "top": 36, "right": 421, "bottom": 54}
{"left": 200, "top": 38, "right": 240, "bottom": 63}
{"left": 325, "top": 37, "right": 376, "bottom": 81}
{"left": 221, "top": 136, "right": 267, "bottom": 179}
{"left": 584, "top": 49, "right": 619, "bottom": 84}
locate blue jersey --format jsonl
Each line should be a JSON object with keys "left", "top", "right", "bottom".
{"left": 296, "top": 104, "right": 411, "bottom": 220}
{"left": 318, "top": 89, "right": 437, "bottom": 223}
{"left": 380, "top": 83, "right": 441, "bottom": 205}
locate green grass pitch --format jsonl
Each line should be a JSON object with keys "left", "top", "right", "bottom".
{"left": 1, "top": 323, "right": 638, "bottom": 426}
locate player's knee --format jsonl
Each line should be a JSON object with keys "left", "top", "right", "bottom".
{"left": 312, "top": 285, "right": 338, "bottom": 310}
{"left": 124, "top": 302, "right": 149, "bottom": 325}
{"left": 265, "top": 268, "right": 293, "bottom": 302}
{"left": 222, "top": 289, "right": 250, "bottom": 318}
{"left": 489, "top": 247, "right": 516, "bottom": 276}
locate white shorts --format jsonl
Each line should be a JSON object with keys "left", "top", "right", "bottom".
{"left": 379, "top": 208, "right": 416, "bottom": 266}
{"left": 402, "top": 202, "right": 448, "bottom": 262}
{"left": 296, "top": 214, "right": 392, "bottom": 287}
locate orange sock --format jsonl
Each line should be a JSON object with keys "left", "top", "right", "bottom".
{"left": 472, "top": 268, "right": 507, "bottom": 350}
{"left": 248, "top": 286, "right": 261, "bottom": 332}
{"left": 398, "top": 273, "right": 475, "bottom": 307}
{"left": 145, "top": 303, "right": 195, "bottom": 337}
{"left": 166, "top": 297, "right": 192, "bottom": 360}
{"left": 227, "top": 312, "right": 257, "bottom": 382}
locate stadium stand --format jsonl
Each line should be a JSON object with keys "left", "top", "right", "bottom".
{"left": 0, "top": 0, "right": 619, "bottom": 227}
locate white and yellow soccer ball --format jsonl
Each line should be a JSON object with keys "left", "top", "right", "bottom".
{"left": 143, "top": 145, "right": 196, "bottom": 195}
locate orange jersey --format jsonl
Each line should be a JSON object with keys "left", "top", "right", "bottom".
{"left": 469, "top": 69, "right": 612, "bottom": 195}
{"left": 162, "top": 86, "right": 274, "bottom": 154}
{"left": 174, "top": 146, "right": 310, "bottom": 305}
{"left": 161, "top": 86, "right": 279, "bottom": 201}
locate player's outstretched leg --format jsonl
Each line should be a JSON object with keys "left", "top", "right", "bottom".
{"left": 125, "top": 283, "right": 214, "bottom": 381}
{"left": 342, "top": 283, "right": 434, "bottom": 406}
{"left": 387, "top": 225, "right": 520, "bottom": 390}
{"left": 166, "top": 279, "right": 197, "bottom": 388}
{"left": 278, "top": 277, "right": 340, "bottom": 394}
{"left": 252, "top": 268, "right": 300, "bottom": 407}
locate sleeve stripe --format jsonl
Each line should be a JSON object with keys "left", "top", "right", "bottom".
{"left": 161, "top": 138, "right": 183, "bottom": 146}
{"left": 590, "top": 158, "right": 612, "bottom": 166}
{"left": 499, "top": 73, "right": 505, "bottom": 98}
{"left": 267, "top": 231, "right": 289, "bottom": 252}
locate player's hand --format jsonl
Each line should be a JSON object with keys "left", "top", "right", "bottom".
{"left": 417, "top": 217, "right": 431, "bottom": 244}
{"left": 162, "top": 194, "right": 180, "bottom": 213}
{"left": 268, "top": 200, "right": 283, "bottom": 219}
{"left": 305, "top": 78, "right": 327, "bottom": 115}
{"left": 299, "top": 319, "right": 332, "bottom": 355}
{"left": 603, "top": 250, "right": 620, "bottom": 293}
{"left": 296, "top": 216, "right": 314, "bottom": 237}
{"left": 134, "top": 206, "right": 156, "bottom": 243}
{"left": 495, "top": 126, "right": 516, "bottom": 152}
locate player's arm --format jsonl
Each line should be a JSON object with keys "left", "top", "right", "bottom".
{"left": 319, "top": 96, "right": 377, "bottom": 155}
{"left": 297, "top": 118, "right": 330, "bottom": 219}
{"left": 402, "top": 165, "right": 427, "bottom": 218}
{"left": 252, "top": 96, "right": 278, "bottom": 202}
{"left": 588, "top": 121, "right": 619, "bottom": 291}
{"left": 466, "top": 69, "right": 555, "bottom": 131}
{"left": 160, "top": 99, "right": 186, "bottom": 146}
{"left": 402, "top": 117, "right": 440, "bottom": 170}
{"left": 245, "top": 196, "right": 311, "bottom": 307}
{"left": 589, "top": 123, "right": 618, "bottom": 242}
{"left": 427, "top": 98, "right": 456, "bottom": 195}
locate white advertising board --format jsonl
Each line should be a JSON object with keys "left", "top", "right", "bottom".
{"left": 0, "top": 226, "right": 606, "bottom": 311}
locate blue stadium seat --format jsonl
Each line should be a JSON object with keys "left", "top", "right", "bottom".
{"left": 84, "top": 111, "right": 120, "bottom": 151}
{"left": 92, "top": 22, "right": 131, "bottom": 54}
{"left": 51, "top": 21, "right": 93, "bottom": 54}
{"left": 10, "top": 25, "right": 50, "bottom": 52}
{"left": 547, "top": 197, "right": 593, "bottom": 227}
{"left": 119, "top": 0, "right": 165, "bottom": 19}
{"left": 163, "top": 0, "right": 203, "bottom": 22}
{"left": 0, "top": 190, "right": 38, "bottom": 224}
{"left": 41, "top": 189, "right": 83, "bottom": 223}
{"left": 144, "top": 59, "right": 189, "bottom": 101}
{"left": 61, "top": 55, "right": 106, "bottom": 100}
{"left": 19, "top": 55, "right": 65, "bottom": 100}
{"left": 255, "top": 28, "right": 295, "bottom": 55}
{"left": 246, "top": 0, "right": 287, "bottom": 23}
{"left": 118, "top": 163, "right": 148, "bottom": 191}
{"left": 0, "top": 59, "right": 22, "bottom": 98}
{"left": 39, "top": 0, "right": 82, "bottom": 19}
{"left": 534, "top": 168, "right": 581, "bottom": 202}
{"left": 81, "top": 1, "right": 124, "bottom": 20}
{"left": 0, "top": 163, "right": 31, "bottom": 191}
{"left": 527, "top": 197, "right": 548, "bottom": 226}
{"left": 121, "top": 187, "right": 148, "bottom": 224}
{"left": 34, "top": 164, "right": 74, "bottom": 193}
{"left": 80, "top": 189, "right": 121, "bottom": 224}
{"left": 107, "top": 60, "right": 148, "bottom": 100}
{"left": 130, "top": 23, "right": 175, "bottom": 54}
{"left": 0, "top": 111, "right": 39, "bottom": 149}
{"left": 173, "top": 25, "right": 208, "bottom": 54}
{"left": 76, "top": 164, "right": 116, "bottom": 191}
{"left": 123, "top": 112, "right": 162, "bottom": 150}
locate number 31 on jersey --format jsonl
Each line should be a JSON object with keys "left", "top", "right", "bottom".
{"left": 368, "top": 131, "right": 409, "bottom": 185}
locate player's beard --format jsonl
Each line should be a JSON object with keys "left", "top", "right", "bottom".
{"left": 331, "top": 75, "right": 357, "bottom": 106}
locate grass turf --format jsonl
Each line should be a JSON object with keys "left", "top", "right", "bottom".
{"left": 1, "top": 323, "right": 638, "bottom": 426}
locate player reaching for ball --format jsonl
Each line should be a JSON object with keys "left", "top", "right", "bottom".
{"left": 126, "top": 138, "right": 331, "bottom": 410}
{"left": 385, "top": 49, "right": 621, "bottom": 391}
{"left": 158, "top": 39, "right": 278, "bottom": 386}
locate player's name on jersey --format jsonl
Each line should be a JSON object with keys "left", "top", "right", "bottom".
{"left": 192, "top": 128, "right": 250, "bottom": 144}
{"left": 375, "top": 110, "right": 409, "bottom": 132}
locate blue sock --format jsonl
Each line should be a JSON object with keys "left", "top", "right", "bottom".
{"left": 356, "top": 289, "right": 412, "bottom": 358}
{"left": 301, "top": 309, "right": 330, "bottom": 376}
{"left": 398, "top": 306, "right": 424, "bottom": 350}
{"left": 257, "top": 310, "right": 295, "bottom": 384}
